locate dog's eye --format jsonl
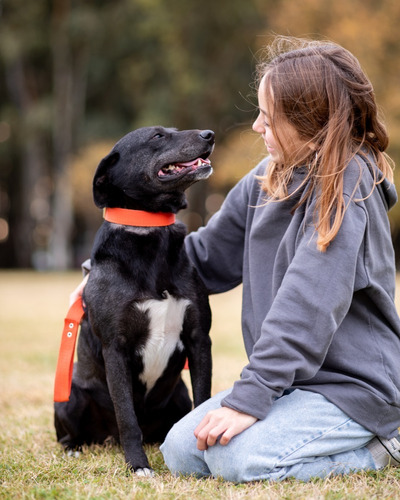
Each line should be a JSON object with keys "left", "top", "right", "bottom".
{"left": 152, "top": 133, "right": 164, "bottom": 140}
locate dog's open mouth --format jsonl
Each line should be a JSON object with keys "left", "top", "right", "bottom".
{"left": 158, "top": 158, "right": 211, "bottom": 178}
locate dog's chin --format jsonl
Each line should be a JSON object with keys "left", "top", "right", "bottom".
{"left": 193, "top": 165, "right": 213, "bottom": 180}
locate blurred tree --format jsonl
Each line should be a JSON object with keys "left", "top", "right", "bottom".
{"left": 50, "top": 0, "right": 93, "bottom": 268}
{"left": 0, "top": 0, "right": 267, "bottom": 268}
{"left": 2, "top": 0, "right": 400, "bottom": 268}
{"left": 0, "top": 2, "right": 51, "bottom": 267}
{"left": 0, "top": 0, "right": 101, "bottom": 268}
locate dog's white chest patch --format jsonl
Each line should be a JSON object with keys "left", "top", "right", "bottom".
{"left": 137, "top": 292, "right": 190, "bottom": 393}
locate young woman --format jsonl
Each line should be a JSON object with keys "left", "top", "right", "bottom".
{"left": 159, "top": 36, "right": 400, "bottom": 481}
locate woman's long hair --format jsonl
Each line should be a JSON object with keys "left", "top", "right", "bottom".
{"left": 257, "top": 36, "right": 393, "bottom": 251}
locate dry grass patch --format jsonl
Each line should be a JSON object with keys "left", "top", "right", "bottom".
{"left": 1, "top": 271, "right": 400, "bottom": 499}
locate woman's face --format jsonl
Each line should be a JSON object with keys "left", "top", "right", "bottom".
{"left": 252, "top": 75, "right": 313, "bottom": 164}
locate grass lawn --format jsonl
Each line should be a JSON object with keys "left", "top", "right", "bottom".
{"left": 1, "top": 270, "right": 400, "bottom": 499}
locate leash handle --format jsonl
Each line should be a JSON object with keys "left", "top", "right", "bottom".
{"left": 54, "top": 297, "right": 85, "bottom": 402}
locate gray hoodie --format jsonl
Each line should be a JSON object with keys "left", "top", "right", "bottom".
{"left": 185, "top": 154, "right": 400, "bottom": 439}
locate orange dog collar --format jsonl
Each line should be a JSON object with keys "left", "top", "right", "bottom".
{"left": 104, "top": 207, "right": 176, "bottom": 227}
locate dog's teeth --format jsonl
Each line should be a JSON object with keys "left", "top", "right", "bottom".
{"left": 161, "top": 165, "right": 177, "bottom": 175}
{"left": 197, "top": 159, "right": 202, "bottom": 166}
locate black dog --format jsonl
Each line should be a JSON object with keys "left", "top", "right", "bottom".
{"left": 54, "top": 127, "right": 214, "bottom": 476}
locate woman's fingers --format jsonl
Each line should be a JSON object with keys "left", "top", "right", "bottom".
{"left": 194, "top": 407, "right": 257, "bottom": 450}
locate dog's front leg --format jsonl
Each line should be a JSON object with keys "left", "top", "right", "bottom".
{"left": 183, "top": 306, "right": 213, "bottom": 407}
{"left": 187, "top": 336, "right": 212, "bottom": 407}
{"left": 102, "top": 345, "right": 153, "bottom": 476}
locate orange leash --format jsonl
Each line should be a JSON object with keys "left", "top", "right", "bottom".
{"left": 54, "top": 294, "right": 189, "bottom": 403}
{"left": 54, "top": 297, "right": 85, "bottom": 402}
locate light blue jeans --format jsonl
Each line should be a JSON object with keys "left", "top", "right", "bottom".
{"left": 160, "top": 388, "right": 377, "bottom": 482}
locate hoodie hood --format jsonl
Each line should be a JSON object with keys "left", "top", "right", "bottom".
{"left": 377, "top": 177, "right": 397, "bottom": 212}
{"left": 344, "top": 153, "right": 398, "bottom": 213}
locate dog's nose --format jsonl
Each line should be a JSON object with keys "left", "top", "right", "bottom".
{"left": 199, "top": 130, "right": 215, "bottom": 144}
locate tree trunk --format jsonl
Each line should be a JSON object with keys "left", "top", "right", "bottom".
{"left": 49, "top": 0, "right": 88, "bottom": 269}
{"left": 4, "top": 58, "right": 47, "bottom": 268}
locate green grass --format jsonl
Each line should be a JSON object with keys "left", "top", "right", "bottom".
{"left": 1, "top": 271, "right": 400, "bottom": 499}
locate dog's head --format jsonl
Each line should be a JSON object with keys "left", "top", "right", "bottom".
{"left": 93, "top": 126, "right": 214, "bottom": 212}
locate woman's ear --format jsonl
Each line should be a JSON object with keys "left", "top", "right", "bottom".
{"left": 308, "top": 141, "right": 318, "bottom": 152}
{"left": 92, "top": 151, "right": 119, "bottom": 208}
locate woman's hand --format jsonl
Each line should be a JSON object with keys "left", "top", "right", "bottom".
{"left": 69, "top": 274, "right": 89, "bottom": 306}
{"left": 194, "top": 407, "right": 257, "bottom": 450}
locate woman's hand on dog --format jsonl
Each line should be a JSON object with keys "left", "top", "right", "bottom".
{"left": 69, "top": 274, "right": 89, "bottom": 306}
{"left": 194, "top": 407, "right": 257, "bottom": 450}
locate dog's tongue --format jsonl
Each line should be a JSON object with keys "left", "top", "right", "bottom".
{"left": 175, "top": 158, "right": 211, "bottom": 168}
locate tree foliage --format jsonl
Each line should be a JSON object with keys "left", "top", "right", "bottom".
{"left": 1, "top": 0, "right": 400, "bottom": 268}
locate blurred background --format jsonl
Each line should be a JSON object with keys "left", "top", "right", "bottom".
{"left": 1, "top": 0, "right": 400, "bottom": 270}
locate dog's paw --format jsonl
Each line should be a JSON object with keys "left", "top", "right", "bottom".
{"left": 135, "top": 467, "right": 154, "bottom": 477}
{"left": 66, "top": 449, "right": 81, "bottom": 458}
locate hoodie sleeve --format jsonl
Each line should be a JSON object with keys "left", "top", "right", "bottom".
{"left": 221, "top": 194, "right": 369, "bottom": 420}
{"left": 185, "top": 167, "right": 259, "bottom": 294}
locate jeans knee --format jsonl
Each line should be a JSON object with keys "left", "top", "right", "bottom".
{"left": 160, "top": 425, "right": 183, "bottom": 473}
{"left": 161, "top": 422, "right": 211, "bottom": 477}
{"left": 205, "top": 444, "right": 252, "bottom": 483}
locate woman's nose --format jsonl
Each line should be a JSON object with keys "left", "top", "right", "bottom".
{"left": 252, "top": 113, "right": 264, "bottom": 133}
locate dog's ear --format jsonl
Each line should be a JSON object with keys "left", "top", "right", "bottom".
{"left": 93, "top": 151, "right": 120, "bottom": 208}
